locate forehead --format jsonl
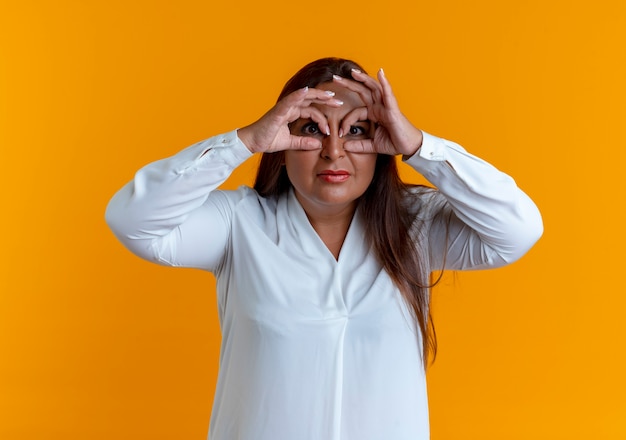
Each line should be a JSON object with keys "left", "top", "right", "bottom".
{"left": 313, "top": 81, "right": 366, "bottom": 116}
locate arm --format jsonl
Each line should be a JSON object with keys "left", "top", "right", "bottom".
{"left": 404, "top": 131, "right": 543, "bottom": 271}
{"left": 106, "top": 87, "right": 344, "bottom": 271}
{"left": 332, "top": 68, "right": 543, "bottom": 271}
{"left": 105, "top": 130, "right": 253, "bottom": 271}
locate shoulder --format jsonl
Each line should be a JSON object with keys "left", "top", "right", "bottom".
{"left": 403, "top": 185, "right": 447, "bottom": 218}
{"left": 208, "top": 185, "right": 282, "bottom": 221}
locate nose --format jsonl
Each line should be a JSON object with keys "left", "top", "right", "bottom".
{"left": 320, "top": 132, "right": 345, "bottom": 161}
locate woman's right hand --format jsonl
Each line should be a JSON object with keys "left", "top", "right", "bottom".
{"left": 237, "top": 87, "right": 343, "bottom": 153}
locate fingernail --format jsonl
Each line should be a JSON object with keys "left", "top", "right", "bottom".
{"left": 379, "top": 68, "right": 385, "bottom": 76}
{"left": 302, "top": 86, "right": 309, "bottom": 93}
{"left": 332, "top": 74, "right": 343, "bottom": 81}
{"left": 335, "top": 99, "right": 343, "bottom": 105}
{"left": 325, "top": 90, "right": 335, "bottom": 96}
{"left": 339, "top": 128, "right": 344, "bottom": 138}
{"left": 326, "top": 128, "right": 330, "bottom": 136}
{"left": 351, "top": 68, "right": 362, "bottom": 74}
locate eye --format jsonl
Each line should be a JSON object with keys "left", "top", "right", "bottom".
{"left": 301, "top": 122, "right": 321, "bottom": 136}
{"left": 347, "top": 124, "right": 369, "bottom": 137}
{"left": 349, "top": 126, "right": 364, "bottom": 135}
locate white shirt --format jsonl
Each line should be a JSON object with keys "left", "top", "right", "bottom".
{"left": 106, "top": 130, "right": 542, "bottom": 440}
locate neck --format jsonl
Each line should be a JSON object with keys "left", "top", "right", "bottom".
{"left": 297, "top": 198, "right": 357, "bottom": 260}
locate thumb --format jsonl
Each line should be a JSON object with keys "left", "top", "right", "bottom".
{"left": 343, "top": 139, "right": 375, "bottom": 154}
{"left": 289, "top": 136, "right": 322, "bottom": 151}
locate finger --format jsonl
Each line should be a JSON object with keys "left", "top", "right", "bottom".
{"left": 303, "top": 87, "right": 344, "bottom": 107}
{"left": 310, "top": 107, "right": 330, "bottom": 136}
{"left": 282, "top": 87, "right": 343, "bottom": 112}
{"left": 350, "top": 69, "right": 384, "bottom": 103}
{"left": 272, "top": 87, "right": 311, "bottom": 122}
{"left": 331, "top": 75, "right": 376, "bottom": 106}
{"left": 296, "top": 106, "right": 331, "bottom": 136}
{"left": 288, "top": 135, "right": 322, "bottom": 150}
{"left": 339, "top": 106, "right": 370, "bottom": 138}
{"left": 283, "top": 86, "right": 310, "bottom": 107}
{"left": 342, "top": 139, "right": 375, "bottom": 154}
{"left": 307, "top": 97, "right": 344, "bottom": 108}
{"left": 377, "top": 68, "right": 399, "bottom": 110}
{"left": 283, "top": 91, "right": 334, "bottom": 134}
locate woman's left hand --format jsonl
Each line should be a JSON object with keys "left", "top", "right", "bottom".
{"left": 332, "top": 69, "right": 423, "bottom": 157}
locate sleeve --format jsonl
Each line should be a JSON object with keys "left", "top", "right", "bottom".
{"left": 403, "top": 131, "right": 543, "bottom": 271}
{"left": 105, "top": 130, "right": 254, "bottom": 272}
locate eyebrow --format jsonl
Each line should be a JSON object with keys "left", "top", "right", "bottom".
{"left": 289, "top": 117, "right": 372, "bottom": 127}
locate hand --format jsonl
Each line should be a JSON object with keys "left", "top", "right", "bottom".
{"left": 238, "top": 87, "right": 343, "bottom": 154}
{"left": 332, "top": 69, "right": 423, "bottom": 157}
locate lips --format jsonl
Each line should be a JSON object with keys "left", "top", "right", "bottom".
{"left": 317, "top": 170, "right": 350, "bottom": 183}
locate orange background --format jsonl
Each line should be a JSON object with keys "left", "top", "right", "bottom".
{"left": 1, "top": 0, "right": 625, "bottom": 439}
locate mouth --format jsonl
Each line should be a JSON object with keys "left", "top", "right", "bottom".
{"left": 317, "top": 170, "right": 350, "bottom": 183}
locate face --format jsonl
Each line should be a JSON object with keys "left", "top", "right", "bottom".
{"left": 284, "top": 81, "right": 377, "bottom": 218}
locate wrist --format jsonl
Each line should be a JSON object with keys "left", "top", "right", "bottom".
{"left": 401, "top": 129, "right": 423, "bottom": 159}
{"left": 236, "top": 126, "right": 257, "bottom": 153}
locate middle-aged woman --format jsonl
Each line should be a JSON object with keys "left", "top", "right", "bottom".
{"left": 106, "top": 57, "right": 543, "bottom": 440}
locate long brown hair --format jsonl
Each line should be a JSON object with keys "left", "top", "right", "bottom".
{"left": 253, "top": 57, "right": 447, "bottom": 367}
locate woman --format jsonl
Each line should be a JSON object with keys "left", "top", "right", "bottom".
{"left": 106, "top": 57, "right": 542, "bottom": 440}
